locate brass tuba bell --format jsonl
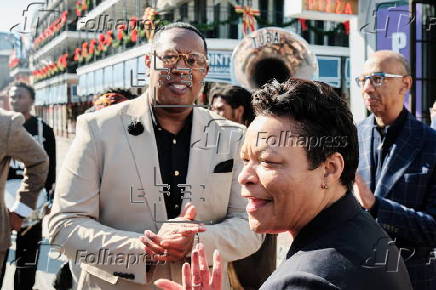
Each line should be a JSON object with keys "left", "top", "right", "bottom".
{"left": 231, "top": 27, "right": 318, "bottom": 89}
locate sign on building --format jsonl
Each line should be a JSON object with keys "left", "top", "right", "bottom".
{"left": 285, "top": 0, "right": 358, "bottom": 21}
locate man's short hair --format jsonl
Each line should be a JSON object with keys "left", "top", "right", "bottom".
{"left": 211, "top": 86, "right": 255, "bottom": 125}
{"left": 10, "top": 82, "right": 35, "bottom": 100}
{"left": 396, "top": 53, "right": 411, "bottom": 76}
{"left": 152, "top": 22, "right": 208, "bottom": 54}
{"left": 252, "top": 78, "right": 358, "bottom": 191}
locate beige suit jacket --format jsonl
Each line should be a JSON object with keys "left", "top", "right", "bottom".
{"left": 47, "top": 95, "right": 263, "bottom": 290}
{"left": 0, "top": 109, "right": 49, "bottom": 251}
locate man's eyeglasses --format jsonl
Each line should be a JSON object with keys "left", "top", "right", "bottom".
{"left": 155, "top": 50, "right": 208, "bottom": 69}
{"left": 355, "top": 72, "right": 406, "bottom": 88}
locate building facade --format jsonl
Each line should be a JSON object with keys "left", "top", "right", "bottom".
{"left": 29, "top": 0, "right": 355, "bottom": 136}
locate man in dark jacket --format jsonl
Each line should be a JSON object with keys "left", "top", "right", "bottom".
{"left": 7, "top": 82, "right": 56, "bottom": 290}
{"left": 354, "top": 51, "right": 436, "bottom": 290}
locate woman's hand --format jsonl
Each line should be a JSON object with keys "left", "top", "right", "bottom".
{"left": 154, "top": 243, "right": 222, "bottom": 290}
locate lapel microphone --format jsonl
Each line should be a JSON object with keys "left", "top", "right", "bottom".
{"left": 128, "top": 121, "right": 144, "bottom": 136}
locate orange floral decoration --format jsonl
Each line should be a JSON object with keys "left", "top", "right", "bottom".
{"left": 117, "top": 24, "right": 127, "bottom": 41}
{"left": 142, "top": 7, "right": 158, "bottom": 41}
{"left": 73, "top": 48, "right": 82, "bottom": 61}
{"left": 94, "top": 93, "right": 129, "bottom": 110}
{"left": 129, "top": 17, "right": 138, "bottom": 42}
{"left": 98, "top": 33, "right": 106, "bottom": 51}
{"left": 81, "top": 42, "right": 89, "bottom": 58}
{"left": 234, "top": 5, "right": 260, "bottom": 35}
{"left": 105, "top": 31, "right": 113, "bottom": 46}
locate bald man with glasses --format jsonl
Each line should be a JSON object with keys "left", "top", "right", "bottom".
{"left": 353, "top": 50, "right": 436, "bottom": 290}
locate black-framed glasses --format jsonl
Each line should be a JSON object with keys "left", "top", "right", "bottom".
{"left": 355, "top": 72, "right": 406, "bottom": 88}
{"left": 155, "top": 49, "right": 208, "bottom": 69}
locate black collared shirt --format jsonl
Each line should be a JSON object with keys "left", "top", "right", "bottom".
{"left": 151, "top": 109, "right": 192, "bottom": 219}
{"left": 370, "top": 108, "right": 408, "bottom": 193}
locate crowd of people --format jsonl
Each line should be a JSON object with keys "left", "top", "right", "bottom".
{"left": 0, "top": 22, "right": 435, "bottom": 290}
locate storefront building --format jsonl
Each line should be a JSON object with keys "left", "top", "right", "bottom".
{"left": 31, "top": 0, "right": 354, "bottom": 135}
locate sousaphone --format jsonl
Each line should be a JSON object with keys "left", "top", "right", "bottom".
{"left": 232, "top": 27, "right": 318, "bottom": 89}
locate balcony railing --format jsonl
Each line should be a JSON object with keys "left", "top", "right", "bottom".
{"left": 75, "top": 17, "right": 158, "bottom": 67}
{"left": 32, "top": 53, "right": 78, "bottom": 83}
{"left": 33, "top": 10, "right": 76, "bottom": 51}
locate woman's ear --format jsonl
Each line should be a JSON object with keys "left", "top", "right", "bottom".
{"left": 323, "top": 152, "right": 345, "bottom": 183}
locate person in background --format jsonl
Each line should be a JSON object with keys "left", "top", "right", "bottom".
{"left": 210, "top": 85, "right": 255, "bottom": 127}
{"left": 6, "top": 82, "right": 56, "bottom": 290}
{"left": 0, "top": 108, "right": 48, "bottom": 288}
{"left": 210, "top": 85, "right": 274, "bottom": 290}
{"left": 154, "top": 78, "right": 413, "bottom": 290}
{"left": 354, "top": 50, "right": 436, "bottom": 290}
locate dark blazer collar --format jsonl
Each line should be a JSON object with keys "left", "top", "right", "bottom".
{"left": 358, "top": 109, "right": 425, "bottom": 197}
{"left": 287, "top": 192, "right": 361, "bottom": 259}
{"left": 373, "top": 110, "right": 424, "bottom": 197}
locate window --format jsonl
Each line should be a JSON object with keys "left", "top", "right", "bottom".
{"left": 315, "top": 56, "right": 341, "bottom": 88}
{"left": 113, "top": 62, "right": 124, "bottom": 88}
{"left": 95, "top": 69, "right": 104, "bottom": 93}
{"left": 259, "top": 0, "right": 268, "bottom": 21}
{"left": 194, "top": 0, "right": 207, "bottom": 24}
{"left": 79, "top": 74, "right": 87, "bottom": 96}
{"left": 125, "top": 58, "right": 137, "bottom": 89}
{"left": 87, "top": 71, "right": 95, "bottom": 94}
{"left": 104, "top": 65, "right": 113, "bottom": 89}
{"left": 273, "top": 0, "right": 284, "bottom": 25}
{"left": 180, "top": 3, "right": 188, "bottom": 20}
{"left": 228, "top": 3, "right": 238, "bottom": 39}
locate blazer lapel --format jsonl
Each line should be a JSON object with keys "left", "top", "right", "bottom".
{"left": 119, "top": 95, "right": 167, "bottom": 230}
{"left": 184, "top": 108, "right": 214, "bottom": 212}
{"left": 374, "top": 113, "right": 423, "bottom": 198}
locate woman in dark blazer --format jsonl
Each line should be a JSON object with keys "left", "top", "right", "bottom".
{"left": 154, "top": 79, "right": 413, "bottom": 290}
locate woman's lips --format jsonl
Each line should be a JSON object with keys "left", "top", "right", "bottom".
{"left": 246, "top": 198, "right": 271, "bottom": 213}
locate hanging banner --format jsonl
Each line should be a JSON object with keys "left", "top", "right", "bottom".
{"left": 206, "top": 50, "right": 232, "bottom": 83}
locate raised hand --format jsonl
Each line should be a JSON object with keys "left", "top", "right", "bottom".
{"left": 154, "top": 243, "right": 223, "bottom": 290}
{"left": 353, "top": 174, "right": 376, "bottom": 209}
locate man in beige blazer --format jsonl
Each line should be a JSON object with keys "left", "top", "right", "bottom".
{"left": 47, "top": 22, "right": 262, "bottom": 289}
{"left": 0, "top": 108, "right": 49, "bottom": 278}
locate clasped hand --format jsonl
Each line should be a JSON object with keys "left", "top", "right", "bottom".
{"left": 140, "top": 203, "right": 206, "bottom": 262}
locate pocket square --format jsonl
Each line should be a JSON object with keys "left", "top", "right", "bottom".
{"left": 213, "top": 159, "right": 234, "bottom": 173}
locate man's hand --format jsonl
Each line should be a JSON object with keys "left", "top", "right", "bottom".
{"left": 9, "top": 211, "right": 23, "bottom": 231}
{"left": 154, "top": 243, "right": 222, "bottom": 290}
{"left": 353, "top": 174, "right": 376, "bottom": 209}
{"left": 140, "top": 203, "right": 206, "bottom": 262}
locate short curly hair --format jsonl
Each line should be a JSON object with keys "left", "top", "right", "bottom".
{"left": 252, "top": 78, "right": 358, "bottom": 191}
